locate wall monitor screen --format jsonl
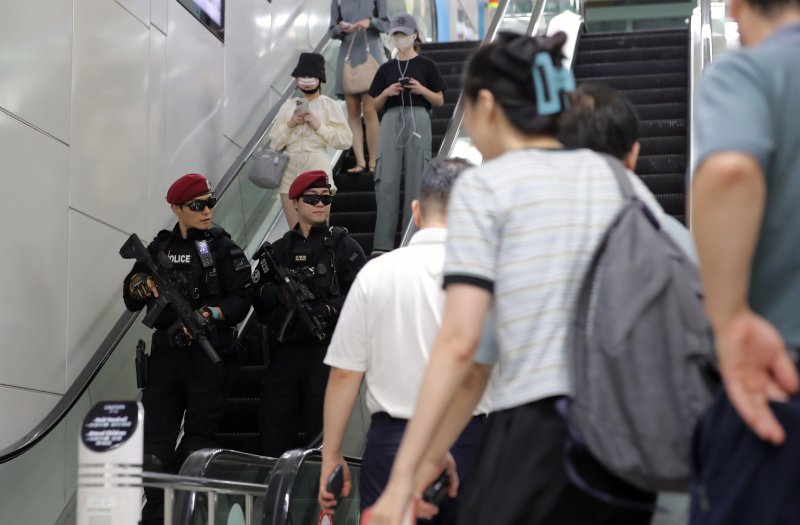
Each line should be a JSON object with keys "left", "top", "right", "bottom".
{"left": 177, "top": 0, "right": 225, "bottom": 41}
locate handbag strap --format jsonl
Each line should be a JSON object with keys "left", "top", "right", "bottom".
{"left": 345, "top": 31, "right": 370, "bottom": 61}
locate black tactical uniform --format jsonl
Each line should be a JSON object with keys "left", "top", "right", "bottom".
{"left": 122, "top": 224, "right": 252, "bottom": 523}
{"left": 252, "top": 224, "right": 366, "bottom": 456}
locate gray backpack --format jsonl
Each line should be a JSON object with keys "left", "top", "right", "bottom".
{"left": 565, "top": 157, "right": 719, "bottom": 495}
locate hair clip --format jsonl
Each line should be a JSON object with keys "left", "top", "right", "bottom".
{"left": 531, "top": 51, "right": 576, "bottom": 116}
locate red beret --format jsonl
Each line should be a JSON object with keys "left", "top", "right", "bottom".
{"left": 166, "top": 173, "right": 212, "bottom": 205}
{"left": 288, "top": 170, "right": 330, "bottom": 200}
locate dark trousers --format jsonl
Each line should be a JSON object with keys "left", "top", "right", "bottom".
{"left": 141, "top": 334, "right": 228, "bottom": 524}
{"left": 259, "top": 340, "right": 330, "bottom": 457}
{"left": 458, "top": 397, "right": 655, "bottom": 525}
{"left": 689, "top": 382, "right": 800, "bottom": 525}
{"left": 359, "top": 412, "right": 486, "bottom": 524}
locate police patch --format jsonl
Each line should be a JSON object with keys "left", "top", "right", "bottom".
{"left": 252, "top": 269, "right": 261, "bottom": 283}
{"left": 232, "top": 256, "right": 250, "bottom": 272}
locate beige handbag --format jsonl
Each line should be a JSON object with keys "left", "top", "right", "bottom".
{"left": 343, "top": 32, "right": 380, "bottom": 95}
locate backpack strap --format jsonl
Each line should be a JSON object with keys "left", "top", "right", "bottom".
{"left": 602, "top": 155, "right": 636, "bottom": 200}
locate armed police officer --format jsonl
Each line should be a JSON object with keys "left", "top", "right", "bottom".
{"left": 252, "top": 170, "right": 366, "bottom": 457}
{"left": 122, "top": 173, "right": 252, "bottom": 525}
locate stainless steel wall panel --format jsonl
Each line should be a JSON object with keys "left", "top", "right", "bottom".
{"left": 148, "top": 29, "right": 173, "bottom": 235}
{"left": 152, "top": 0, "right": 169, "bottom": 32}
{"left": 0, "top": 0, "right": 72, "bottom": 143}
{"left": 0, "top": 111, "right": 69, "bottom": 394}
{"left": 223, "top": 0, "right": 274, "bottom": 147}
{"left": 116, "top": 0, "right": 151, "bottom": 26}
{"left": 65, "top": 211, "right": 130, "bottom": 387}
{"left": 0, "top": 391, "right": 66, "bottom": 524}
{"left": 307, "top": 0, "right": 332, "bottom": 48}
{"left": 0, "top": 386, "right": 60, "bottom": 451}
{"left": 166, "top": 1, "right": 225, "bottom": 185}
{"left": 70, "top": 0, "right": 150, "bottom": 235}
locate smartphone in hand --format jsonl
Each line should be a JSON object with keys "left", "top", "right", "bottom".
{"left": 327, "top": 464, "right": 345, "bottom": 504}
{"left": 296, "top": 98, "right": 309, "bottom": 112}
{"left": 423, "top": 471, "right": 450, "bottom": 506}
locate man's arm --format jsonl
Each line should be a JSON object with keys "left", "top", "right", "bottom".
{"left": 319, "top": 367, "right": 364, "bottom": 514}
{"left": 369, "top": 284, "right": 491, "bottom": 525}
{"left": 693, "top": 152, "right": 799, "bottom": 444}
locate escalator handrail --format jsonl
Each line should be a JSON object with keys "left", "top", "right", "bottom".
{"left": 261, "top": 447, "right": 362, "bottom": 525}
{"left": 0, "top": 30, "right": 336, "bottom": 467}
{"left": 175, "top": 448, "right": 281, "bottom": 524}
{"left": 400, "top": 0, "right": 548, "bottom": 247}
{"left": 699, "top": 0, "right": 713, "bottom": 73}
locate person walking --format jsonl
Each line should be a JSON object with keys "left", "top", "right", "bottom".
{"left": 317, "top": 158, "right": 488, "bottom": 524}
{"left": 688, "top": 1, "right": 800, "bottom": 524}
{"left": 367, "top": 32, "right": 664, "bottom": 525}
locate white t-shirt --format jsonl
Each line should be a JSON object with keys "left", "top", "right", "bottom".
{"left": 325, "top": 228, "right": 492, "bottom": 418}
{"left": 444, "top": 148, "right": 664, "bottom": 411}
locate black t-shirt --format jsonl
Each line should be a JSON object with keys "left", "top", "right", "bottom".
{"left": 369, "top": 55, "right": 447, "bottom": 111}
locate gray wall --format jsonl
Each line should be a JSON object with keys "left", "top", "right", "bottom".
{"left": 0, "top": 0, "right": 329, "bottom": 521}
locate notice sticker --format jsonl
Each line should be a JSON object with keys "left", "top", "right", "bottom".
{"left": 81, "top": 402, "right": 139, "bottom": 452}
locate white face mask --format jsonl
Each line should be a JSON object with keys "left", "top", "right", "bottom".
{"left": 392, "top": 34, "right": 415, "bottom": 52}
{"left": 297, "top": 77, "right": 320, "bottom": 91}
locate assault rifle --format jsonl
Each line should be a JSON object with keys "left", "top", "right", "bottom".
{"left": 120, "top": 234, "right": 222, "bottom": 365}
{"left": 253, "top": 242, "right": 326, "bottom": 343}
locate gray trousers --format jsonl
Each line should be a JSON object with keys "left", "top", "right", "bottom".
{"left": 373, "top": 106, "right": 432, "bottom": 252}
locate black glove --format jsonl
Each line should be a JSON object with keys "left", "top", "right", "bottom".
{"left": 257, "top": 283, "right": 285, "bottom": 308}
{"left": 307, "top": 301, "right": 334, "bottom": 318}
{"left": 129, "top": 273, "right": 157, "bottom": 301}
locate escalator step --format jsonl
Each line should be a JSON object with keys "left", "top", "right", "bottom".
{"left": 578, "top": 73, "right": 687, "bottom": 91}
{"left": 612, "top": 87, "right": 688, "bottom": 106}
{"left": 444, "top": 90, "right": 461, "bottom": 104}
{"left": 639, "top": 119, "right": 687, "bottom": 138}
{"left": 578, "top": 30, "right": 688, "bottom": 50}
{"left": 575, "top": 59, "right": 687, "bottom": 78}
{"left": 333, "top": 173, "right": 375, "bottom": 192}
{"left": 635, "top": 103, "right": 687, "bottom": 120}
{"left": 637, "top": 172, "right": 687, "bottom": 195}
{"left": 330, "top": 211, "right": 378, "bottom": 233}
{"left": 575, "top": 46, "right": 687, "bottom": 65}
{"left": 655, "top": 193, "right": 688, "bottom": 217}
{"left": 333, "top": 190, "right": 376, "bottom": 212}
{"left": 421, "top": 41, "right": 480, "bottom": 51}
{"left": 435, "top": 61, "right": 469, "bottom": 76}
{"left": 636, "top": 154, "right": 688, "bottom": 175}
{"left": 639, "top": 136, "right": 687, "bottom": 156}
{"left": 442, "top": 75, "right": 465, "bottom": 89}
{"left": 431, "top": 103, "right": 458, "bottom": 120}
{"left": 432, "top": 118, "right": 451, "bottom": 137}
{"left": 423, "top": 48, "right": 478, "bottom": 63}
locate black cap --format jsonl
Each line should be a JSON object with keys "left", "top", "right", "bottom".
{"left": 291, "top": 52, "right": 326, "bottom": 83}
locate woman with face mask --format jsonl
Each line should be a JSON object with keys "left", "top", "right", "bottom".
{"left": 268, "top": 53, "right": 353, "bottom": 228}
{"left": 330, "top": 0, "right": 390, "bottom": 176}
{"left": 367, "top": 13, "right": 446, "bottom": 256}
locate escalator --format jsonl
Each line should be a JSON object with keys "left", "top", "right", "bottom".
{"left": 573, "top": 28, "right": 690, "bottom": 224}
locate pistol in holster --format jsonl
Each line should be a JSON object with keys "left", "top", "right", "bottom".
{"left": 135, "top": 339, "right": 149, "bottom": 389}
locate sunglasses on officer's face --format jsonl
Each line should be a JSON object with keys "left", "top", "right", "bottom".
{"left": 301, "top": 194, "right": 333, "bottom": 206}
{"left": 183, "top": 197, "right": 217, "bottom": 212}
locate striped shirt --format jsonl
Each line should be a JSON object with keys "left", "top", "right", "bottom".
{"left": 444, "top": 148, "right": 663, "bottom": 411}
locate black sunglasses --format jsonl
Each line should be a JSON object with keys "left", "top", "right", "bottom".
{"left": 301, "top": 194, "right": 333, "bottom": 206}
{"left": 183, "top": 197, "right": 217, "bottom": 211}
